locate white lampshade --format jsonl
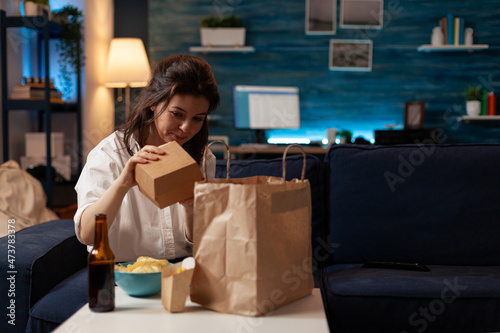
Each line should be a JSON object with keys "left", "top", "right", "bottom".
{"left": 105, "top": 38, "right": 151, "bottom": 88}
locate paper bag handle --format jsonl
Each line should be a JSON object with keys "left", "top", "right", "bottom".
{"left": 203, "top": 140, "right": 231, "bottom": 180}
{"left": 282, "top": 144, "right": 307, "bottom": 181}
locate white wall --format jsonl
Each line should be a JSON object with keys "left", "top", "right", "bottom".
{"left": 83, "top": 0, "right": 114, "bottom": 161}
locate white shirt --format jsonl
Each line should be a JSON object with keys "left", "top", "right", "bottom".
{"left": 74, "top": 131, "right": 215, "bottom": 262}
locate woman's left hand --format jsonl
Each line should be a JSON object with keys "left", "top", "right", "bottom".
{"left": 179, "top": 197, "right": 194, "bottom": 207}
{"left": 180, "top": 197, "right": 194, "bottom": 242}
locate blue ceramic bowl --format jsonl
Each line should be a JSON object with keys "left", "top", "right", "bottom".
{"left": 114, "top": 262, "right": 162, "bottom": 297}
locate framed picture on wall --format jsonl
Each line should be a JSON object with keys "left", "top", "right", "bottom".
{"left": 329, "top": 39, "right": 373, "bottom": 71}
{"left": 305, "top": 0, "right": 336, "bottom": 35}
{"left": 404, "top": 101, "right": 425, "bottom": 129}
{"left": 340, "top": 0, "right": 384, "bottom": 29}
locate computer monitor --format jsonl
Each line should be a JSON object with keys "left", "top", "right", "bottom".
{"left": 233, "top": 85, "right": 300, "bottom": 143}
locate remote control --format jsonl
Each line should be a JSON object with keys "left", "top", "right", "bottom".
{"left": 362, "top": 261, "right": 430, "bottom": 272}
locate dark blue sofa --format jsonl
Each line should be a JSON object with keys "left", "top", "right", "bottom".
{"left": 1, "top": 145, "right": 500, "bottom": 333}
{"left": 322, "top": 144, "right": 500, "bottom": 332}
{"left": 0, "top": 220, "right": 88, "bottom": 333}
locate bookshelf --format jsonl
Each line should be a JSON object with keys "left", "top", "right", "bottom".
{"left": 0, "top": 10, "right": 82, "bottom": 208}
{"left": 418, "top": 13, "right": 490, "bottom": 53}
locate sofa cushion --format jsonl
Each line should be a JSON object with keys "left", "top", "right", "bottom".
{"left": 325, "top": 264, "right": 500, "bottom": 297}
{"left": 27, "top": 268, "right": 88, "bottom": 333}
{"left": 322, "top": 264, "right": 500, "bottom": 332}
{"left": 324, "top": 144, "right": 500, "bottom": 265}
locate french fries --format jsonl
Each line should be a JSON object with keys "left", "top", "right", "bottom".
{"left": 115, "top": 256, "right": 170, "bottom": 273}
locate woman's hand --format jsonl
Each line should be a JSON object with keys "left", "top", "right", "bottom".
{"left": 180, "top": 197, "right": 194, "bottom": 242}
{"left": 78, "top": 145, "right": 165, "bottom": 245}
{"left": 117, "top": 145, "right": 166, "bottom": 190}
{"left": 179, "top": 197, "right": 194, "bottom": 207}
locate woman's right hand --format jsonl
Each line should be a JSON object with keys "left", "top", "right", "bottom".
{"left": 79, "top": 144, "right": 167, "bottom": 245}
{"left": 117, "top": 145, "right": 166, "bottom": 190}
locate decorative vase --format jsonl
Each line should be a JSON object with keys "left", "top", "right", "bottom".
{"left": 431, "top": 26, "right": 444, "bottom": 46}
{"left": 0, "top": 0, "right": 15, "bottom": 15}
{"left": 464, "top": 28, "right": 474, "bottom": 46}
{"left": 12, "top": 0, "right": 20, "bottom": 15}
{"left": 466, "top": 100, "right": 481, "bottom": 116}
{"left": 200, "top": 27, "right": 246, "bottom": 47}
{"left": 23, "top": 2, "right": 51, "bottom": 19}
{"left": 326, "top": 128, "right": 337, "bottom": 147}
{"left": 23, "top": 1, "right": 38, "bottom": 16}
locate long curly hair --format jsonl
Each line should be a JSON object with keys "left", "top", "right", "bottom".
{"left": 119, "top": 54, "right": 220, "bottom": 163}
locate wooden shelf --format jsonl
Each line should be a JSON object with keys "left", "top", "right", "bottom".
{"left": 4, "top": 99, "right": 77, "bottom": 112}
{"left": 460, "top": 115, "right": 500, "bottom": 123}
{"left": 6, "top": 15, "right": 63, "bottom": 37}
{"left": 417, "top": 44, "right": 489, "bottom": 52}
{"left": 189, "top": 46, "right": 255, "bottom": 53}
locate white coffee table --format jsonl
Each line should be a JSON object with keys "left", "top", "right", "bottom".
{"left": 54, "top": 287, "right": 329, "bottom": 333}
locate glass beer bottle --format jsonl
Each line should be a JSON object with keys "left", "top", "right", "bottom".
{"left": 88, "top": 213, "right": 115, "bottom": 312}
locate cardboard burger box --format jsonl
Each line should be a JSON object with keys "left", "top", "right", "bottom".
{"left": 135, "top": 141, "right": 203, "bottom": 209}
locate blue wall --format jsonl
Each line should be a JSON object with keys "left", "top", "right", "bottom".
{"left": 148, "top": 0, "right": 500, "bottom": 145}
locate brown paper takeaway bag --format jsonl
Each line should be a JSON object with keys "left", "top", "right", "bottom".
{"left": 190, "top": 142, "right": 314, "bottom": 317}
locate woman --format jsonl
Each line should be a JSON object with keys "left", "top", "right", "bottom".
{"left": 74, "top": 54, "right": 220, "bottom": 261}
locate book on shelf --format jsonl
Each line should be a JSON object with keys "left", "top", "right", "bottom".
{"left": 487, "top": 92, "right": 496, "bottom": 116}
{"left": 442, "top": 14, "right": 465, "bottom": 46}
{"left": 454, "top": 18, "right": 460, "bottom": 45}
{"left": 440, "top": 17, "right": 448, "bottom": 44}
{"left": 458, "top": 18, "right": 465, "bottom": 45}
{"left": 446, "top": 13, "right": 453, "bottom": 45}
{"left": 10, "top": 82, "right": 64, "bottom": 103}
{"left": 481, "top": 90, "right": 488, "bottom": 116}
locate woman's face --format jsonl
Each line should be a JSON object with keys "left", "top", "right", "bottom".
{"left": 147, "top": 94, "right": 209, "bottom": 147}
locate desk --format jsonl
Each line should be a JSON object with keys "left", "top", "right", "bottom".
{"left": 210, "top": 145, "right": 329, "bottom": 157}
{"left": 54, "top": 288, "right": 329, "bottom": 333}
{"left": 374, "top": 129, "right": 437, "bottom": 145}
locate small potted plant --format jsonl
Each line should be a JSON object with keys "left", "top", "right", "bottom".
{"left": 23, "top": 0, "right": 50, "bottom": 18}
{"left": 338, "top": 129, "right": 352, "bottom": 144}
{"left": 200, "top": 15, "right": 246, "bottom": 47}
{"left": 464, "top": 86, "right": 483, "bottom": 116}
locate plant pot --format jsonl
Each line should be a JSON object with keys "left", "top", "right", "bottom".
{"left": 466, "top": 100, "right": 481, "bottom": 116}
{"left": 23, "top": 1, "right": 37, "bottom": 15}
{"left": 23, "top": 2, "right": 51, "bottom": 19}
{"left": 200, "top": 27, "right": 246, "bottom": 47}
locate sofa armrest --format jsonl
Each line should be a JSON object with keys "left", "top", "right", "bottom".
{"left": 0, "top": 219, "right": 87, "bottom": 333}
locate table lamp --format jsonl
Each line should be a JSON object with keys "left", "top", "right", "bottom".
{"left": 105, "top": 38, "right": 151, "bottom": 118}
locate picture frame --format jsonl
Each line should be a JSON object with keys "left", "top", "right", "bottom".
{"left": 340, "top": 0, "right": 384, "bottom": 30}
{"left": 404, "top": 101, "right": 425, "bottom": 129}
{"left": 329, "top": 39, "right": 373, "bottom": 71}
{"left": 305, "top": 0, "right": 336, "bottom": 35}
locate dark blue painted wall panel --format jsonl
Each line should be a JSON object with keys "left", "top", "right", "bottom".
{"left": 149, "top": 0, "right": 500, "bottom": 144}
